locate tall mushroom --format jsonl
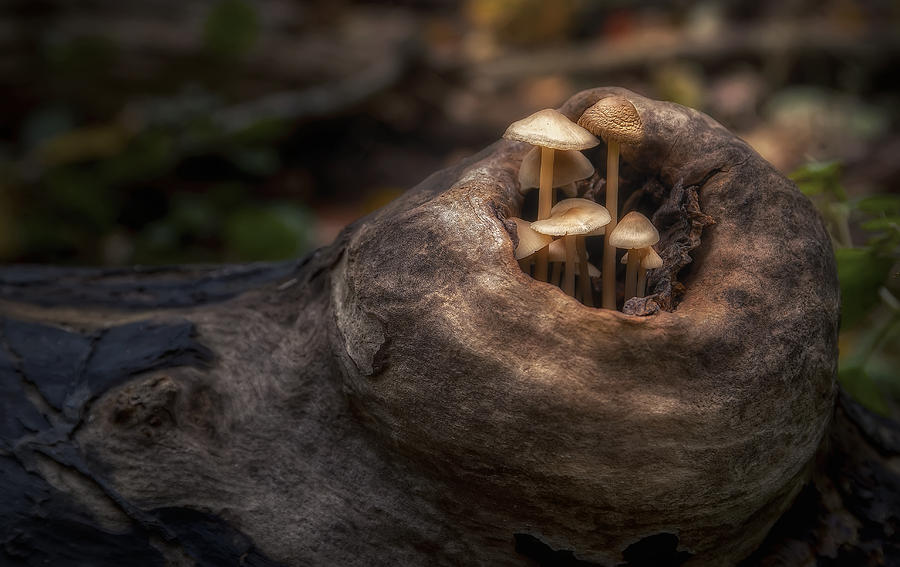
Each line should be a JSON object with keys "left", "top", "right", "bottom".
{"left": 532, "top": 198, "right": 610, "bottom": 299}
{"left": 577, "top": 96, "right": 644, "bottom": 309}
{"left": 607, "top": 211, "right": 659, "bottom": 303}
{"left": 504, "top": 109, "right": 599, "bottom": 282}
{"left": 518, "top": 147, "right": 594, "bottom": 202}
{"left": 636, "top": 247, "right": 662, "bottom": 297}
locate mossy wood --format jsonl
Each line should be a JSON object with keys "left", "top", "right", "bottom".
{"left": 1, "top": 88, "right": 897, "bottom": 566}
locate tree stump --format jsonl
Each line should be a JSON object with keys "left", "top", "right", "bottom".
{"left": 1, "top": 88, "right": 897, "bottom": 566}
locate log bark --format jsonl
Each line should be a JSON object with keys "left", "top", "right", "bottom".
{"left": 1, "top": 88, "right": 896, "bottom": 566}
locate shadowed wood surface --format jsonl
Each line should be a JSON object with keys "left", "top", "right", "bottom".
{"left": 1, "top": 88, "right": 895, "bottom": 566}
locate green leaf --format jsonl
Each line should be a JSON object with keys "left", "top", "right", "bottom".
{"left": 789, "top": 161, "right": 846, "bottom": 201}
{"left": 223, "top": 204, "right": 314, "bottom": 262}
{"left": 836, "top": 247, "right": 895, "bottom": 329}
{"left": 855, "top": 194, "right": 900, "bottom": 216}
{"left": 860, "top": 215, "right": 900, "bottom": 232}
{"left": 838, "top": 364, "right": 892, "bottom": 416}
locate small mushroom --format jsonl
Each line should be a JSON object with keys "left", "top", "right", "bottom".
{"left": 546, "top": 239, "right": 600, "bottom": 296}
{"left": 636, "top": 247, "right": 663, "bottom": 298}
{"left": 547, "top": 239, "right": 565, "bottom": 286}
{"left": 607, "top": 211, "right": 659, "bottom": 303}
{"left": 532, "top": 198, "right": 610, "bottom": 299}
{"left": 518, "top": 147, "right": 594, "bottom": 202}
{"left": 504, "top": 109, "right": 599, "bottom": 282}
{"left": 577, "top": 96, "right": 644, "bottom": 309}
{"left": 512, "top": 217, "right": 553, "bottom": 274}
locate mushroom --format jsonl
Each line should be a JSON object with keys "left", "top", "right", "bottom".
{"left": 607, "top": 211, "right": 659, "bottom": 303}
{"left": 504, "top": 109, "right": 599, "bottom": 281}
{"left": 518, "top": 147, "right": 594, "bottom": 202}
{"left": 577, "top": 96, "right": 644, "bottom": 309}
{"left": 511, "top": 217, "right": 553, "bottom": 275}
{"left": 636, "top": 247, "right": 663, "bottom": 297}
{"left": 547, "top": 239, "right": 565, "bottom": 287}
{"left": 531, "top": 198, "right": 610, "bottom": 299}
{"left": 545, "top": 239, "right": 601, "bottom": 297}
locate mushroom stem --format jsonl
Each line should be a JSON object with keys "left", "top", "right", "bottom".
{"left": 624, "top": 246, "right": 640, "bottom": 302}
{"left": 602, "top": 140, "right": 619, "bottom": 309}
{"left": 535, "top": 147, "right": 556, "bottom": 281}
{"left": 550, "top": 260, "right": 562, "bottom": 287}
{"left": 576, "top": 236, "right": 593, "bottom": 307}
{"left": 636, "top": 266, "right": 647, "bottom": 297}
{"left": 563, "top": 235, "right": 577, "bottom": 297}
{"left": 518, "top": 257, "right": 533, "bottom": 275}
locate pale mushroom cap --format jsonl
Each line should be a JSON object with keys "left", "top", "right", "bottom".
{"left": 642, "top": 247, "right": 663, "bottom": 269}
{"left": 550, "top": 197, "right": 608, "bottom": 217}
{"left": 622, "top": 247, "right": 663, "bottom": 267}
{"left": 518, "top": 147, "right": 594, "bottom": 190}
{"left": 585, "top": 225, "right": 605, "bottom": 237}
{"left": 504, "top": 109, "right": 600, "bottom": 151}
{"left": 512, "top": 217, "right": 552, "bottom": 260}
{"left": 607, "top": 211, "right": 660, "bottom": 249}
{"left": 532, "top": 199, "right": 611, "bottom": 237}
{"left": 577, "top": 95, "right": 643, "bottom": 145}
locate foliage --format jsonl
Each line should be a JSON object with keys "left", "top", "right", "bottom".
{"left": 791, "top": 162, "right": 900, "bottom": 417}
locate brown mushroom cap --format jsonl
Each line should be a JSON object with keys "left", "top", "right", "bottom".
{"left": 577, "top": 95, "right": 643, "bottom": 145}
{"left": 531, "top": 198, "right": 611, "bottom": 237}
{"left": 512, "top": 217, "right": 553, "bottom": 260}
{"left": 607, "top": 211, "right": 659, "bottom": 249}
{"left": 642, "top": 247, "right": 663, "bottom": 269}
{"left": 518, "top": 147, "right": 594, "bottom": 190}
{"left": 504, "top": 109, "right": 600, "bottom": 151}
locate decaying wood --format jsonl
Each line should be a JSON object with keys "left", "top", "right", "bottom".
{"left": 1, "top": 88, "right": 896, "bottom": 566}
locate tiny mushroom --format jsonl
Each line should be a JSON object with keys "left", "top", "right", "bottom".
{"left": 548, "top": 239, "right": 565, "bottom": 287}
{"left": 636, "top": 247, "right": 663, "bottom": 298}
{"left": 504, "top": 109, "right": 599, "bottom": 282}
{"left": 518, "top": 147, "right": 594, "bottom": 201}
{"left": 607, "top": 211, "right": 659, "bottom": 303}
{"left": 547, "top": 239, "right": 600, "bottom": 295}
{"left": 512, "top": 217, "right": 553, "bottom": 274}
{"left": 531, "top": 198, "right": 610, "bottom": 300}
{"left": 577, "top": 96, "right": 644, "bottom": 310}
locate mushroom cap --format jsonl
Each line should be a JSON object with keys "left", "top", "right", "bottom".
{"left": 577, "top": 95, "right": 643, "bottom": 145}
{"left": 642, "top": 247, "right": 663, "bottom": 269}
{"left": 512, "top": 217, "right": 552, "bottom": 260}
{"left": 504, "top": 109, "right": 600, "bottom": 151}
{"left": 518, "top": 147, "right": 594, "bottom": 191}
{"left": 531, "top": 198, "right": 611, "bottom": 237}
{"left": 607, "top": 211, "right": 659, "bottom": 249}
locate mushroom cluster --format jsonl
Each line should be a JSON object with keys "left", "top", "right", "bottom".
{"left": 506, "top": 97, "right": 664, "bottom": 311}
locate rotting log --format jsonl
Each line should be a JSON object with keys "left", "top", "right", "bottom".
{"left": 1, "top": 88, "right": 897, "bottom": 566}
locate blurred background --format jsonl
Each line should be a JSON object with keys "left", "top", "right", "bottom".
{"left": 0, "top": 0, "right": 898, "bottom": 415}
